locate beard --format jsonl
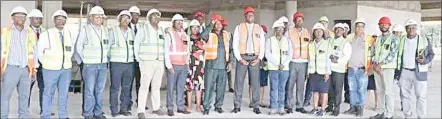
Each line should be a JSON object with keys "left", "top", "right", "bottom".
{"left": 380, "top": 28, "right": 389, "bottom": 33}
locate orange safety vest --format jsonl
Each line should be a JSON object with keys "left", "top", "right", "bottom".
{"left": 168, "top": 30, "right": 188, "bottom": 65}
{"left": 238, "top": 23, "right": 260, "bottom": 55}
{"left": 1, "top": 25, "right": 37, "bottom": 78}
{"left": 288, "top": 27, "right": 310, "bottom": 59}
{"left": 204, "top": 31, "right": 230, "bottom": 61}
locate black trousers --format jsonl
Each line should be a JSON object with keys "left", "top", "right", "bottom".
{"left": 327, "top": 72, "right": 345, "bottom": 110}
{"left": 344, "top": 72, "right": 350, "bottom": 103}
{"left": 28, "top": 64, "right": 44, "bottom": 113}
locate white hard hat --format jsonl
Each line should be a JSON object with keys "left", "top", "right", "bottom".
{"left": 171, "top": 14, "right": 184, "bottom": 22}
{"left": 28, "top": 9, "right": 43, "bottom": 18}
{"left": 343, "top": 23, "right": 349, "bottom": 29}
{"left": 392, "top": 24, "right": 404, "bottom": 32}
{"left": 333, "top": 23, "right": 345, "bottom": 30}
{"left": 312, "top": 23, "right": 326, "bottom": 31}
{"left": 146, "top": 8, "right": 161, "bottom": 19}
{"left": 89, "top": 6, "right": 106, "bottom": 17}
{"left": 189, "top": 19, "right": 200, "bottom": 27}
{"left": 117, "top": 10, "right": 132, "bottom": 21}
{"left": 318, "top": 16, "right": 329, "bottom": 23}
{"left": 52, "top": 10, "right": 68, "bottom": 20}
{"left": 10, "top": 6, "right": 27, "bottom": 16}
{"left": 272, "top": 20, "right": 284, "bottom": 29}
{"left": 354, "top": 18, "right": 366, "bottom": 24}
{"left": 405, "top": 19, "right": 418, "bottom": 26}
{"left": 128, "top": 6, "right": 140, "bottom": 14}
{"left": 278, "top": 16, "right": 289, "bottom": 23}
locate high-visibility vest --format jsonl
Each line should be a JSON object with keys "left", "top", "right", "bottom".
{"left": 308, "top": 39, "right": 331, "bottom": 74}
{"left": 397, "top": 35, "right": 429, "bottom": 72}
{"left": 138, "top": 23, "right": 165, "bottom": 61}
{"left": 374, "top": 33, "right": 397, "bottom": 69}
{"left": 1, "top": 25, "right": 37, "bottom": 77}
{"left": 204, "top": 31, "right": 230, "bottom": 61}
{"left": 110, "top": 27, "right": 135, "bottom": 63}
{"left": 327, "top": 29, "right": 335, "bottom": 38}
{"left": 168, "top": 29, "right": 188, "bottom": 65}
{"left": 267, "top": 36, "right": 290, "bottom": 71}
{"left": 238, "top": 23, "right": 260, "bottom": 55}
{"left": 40, "top": 28, "right": 74, "bottom": 70}
{"left": 347, "top": 33, "right": 375, "bottom": 74}
{"left": 288, "top": 27, "right": 310, "bottom": 59}
{"left": 82, "top": 25, "right": 109, "bottom": 64}
{"left": 330, "top": 37, "right": 350, "bottom": 73}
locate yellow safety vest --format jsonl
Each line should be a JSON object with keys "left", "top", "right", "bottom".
{"left": 267, "top": 36, "right": 290, "bottom": 71}
{"left": 374, "top": 33, "right": 397, "bottom": 69}
{"left": 308, "top": 39, "right": 331, "bottom": 74}
{"left": 110, "top": 26, "right": 135, "bottom": 63}
{"left": 138, "top": 23, "right": 165, "bottom": 61}
{"left": 40, "top": 28, "right": 73, "bottom": 70}
{"left": 330, "top": 37, "right": 350, "bottom": 73}
{"left": 82, "top": 25, "right": 109, "bottom": 64}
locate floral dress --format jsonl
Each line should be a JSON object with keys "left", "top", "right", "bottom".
{"left": 185, "top": 36, "right": 205, "bottom": 91}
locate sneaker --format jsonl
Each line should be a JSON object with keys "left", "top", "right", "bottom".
{"left": 309, "top": 109, "right": 318, "bottom": 115}
{"left": 316, "top": 109, "right": 325, "bottom": 116}
{"left": 356, "top": 106, "right": 363, "bottom": 117}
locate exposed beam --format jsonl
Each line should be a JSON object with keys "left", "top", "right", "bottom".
{"left": 421, "top": 2, "right": 441, "bottom": 9}
{"left": 422, "top": 16, "right": 442, "bottom": 21}
{"left": 63, "top": 7, "right": 192, "bottom": 17}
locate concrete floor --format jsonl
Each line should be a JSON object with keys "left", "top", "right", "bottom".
{"left": 5, "top": 48, "right": 442, "bottom": 118}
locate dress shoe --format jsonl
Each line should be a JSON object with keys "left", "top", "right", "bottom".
{"left": 203, "top": 109, "right": 209, "bottom": 115}
{"left": 331, "top": 109, "right": 339, "bottom": 116}
{"left": 253, "top": 108, "right": 261, "bottom": 114}
{"left": 152, "top": 110, "right": 165, "bottom": 116}
{"left": 231, "top": 108, "right": 241, "bottom": 113}
{"left": 369, "top": 113, "right": 384, "bottom": 119}
{"left": 344, "top": 106, "right": 356, "bottom": 114}
{"left": 177, "top": 110, "right": 191, "bottom": 114}
{"left": 356, "top": 106, "right": 363, "bottom": 117}
{"left": 94, "top": 114, "right": 106, "bottom": 119}
{"left": 214, "top": 108, "right": 224, "bottom": 113}
{"left": 167, "top": 110, "right": 174, "bottom": 116}
{"left": 228, "top": 88, "right": 234, "bottom": 93}
{"left": 295, "top": 108, "right": 307, "bottom": 113}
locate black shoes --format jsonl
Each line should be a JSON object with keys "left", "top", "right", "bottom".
{"left": 344, "top": 106, "right": 357, "bottom": 114}
{"left": 203, "top": 109, "right": 209, "bottom": 115}
{"left": 331, "top": 109, "right": 340, "bottom": 116}
{"left": 152, "top": 110, "right": 165, "bottom": 116}
{"left": 84, "top": 116, "right": 94, "bottom": 119}
{"left": 369, "top": 113, "right": 384, "bottom": 119}
{"left": 177, "top": 110, "right": 191, "bottom": 114}
{"left": 167, "top": 110, "right": 174, "bottom": 116}
{"left": 325, "top": 106, "right": 333, "bottom": 112}
{"left": 356, "top": 106, "right": 363, "bottom": 117}
{"left": 120, "top": 111, "right": 132, "bottom": 116}
{"left": 214, "top": 108, "right": 224, "bottom": 113}
{"left": 94, "top": 115, "right": 106, "bottom": 119}
{"left": 295, "top": 108, "right": 307, "bottom": 113}
{"left": 231, "top": 108, "right": 241, "bottom": 113}
{"left": 228, "top": 88, "right": 234, "bottom": 93}
{"left": 253, "top": 108, "right": 261, "bottom": 114}
{"left": 137, "top": 113, "right": 145, "bottom": 119}
{"left": 286, "top": 108, "right": 293, "bottom": 114}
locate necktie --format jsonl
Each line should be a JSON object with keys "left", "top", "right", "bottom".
{"left": 134, "top": 25, "right": 138, "bottom": 35}
{"left": 36, "top": 29, "right": 40, "bottom": 40}
{"left": 59, "top": 32, "right": 64, "bottom": 43}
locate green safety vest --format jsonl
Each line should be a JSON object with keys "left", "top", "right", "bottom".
{"left": 308, "top": 39, "right": 331, "bottom": 74}
{"left": 138, "top": 23, "right": 165, "bottom": 61}
{"left": 82, "top": 24, "right": 109, "bottom": 64}
{"left": 267, "top": 36, "right": 290, "bottom": 71}
{"left": 109, "top": 26, "right": 135, "bottom": 63}
{"left": 330, "top": 37, "right": 350, "bottom": 73}
{"left": 40, "top": 28, "right": 73, "bottom": 70}
{"left": 374, "top": 33, "right": 397, "bottom": 69}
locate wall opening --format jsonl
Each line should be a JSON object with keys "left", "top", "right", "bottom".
{"left": 334, "top": 20, "right": 351, "bottom": 34}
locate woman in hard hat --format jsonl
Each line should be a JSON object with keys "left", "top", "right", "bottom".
{"left": 265, "top": 20, "right": 293, "bottom": 115}
{"left": 184, "top": 19, "right": 204, "bottom": 113}
{"left": 164, "top": 14, "right": 191, "bottom": 116}
{"left": 307, "top": 23, "right": 332, "bottom": 116}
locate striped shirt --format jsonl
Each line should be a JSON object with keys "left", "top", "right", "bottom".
{"left": 7, "top": 25, "right": 29, "bottom": 67}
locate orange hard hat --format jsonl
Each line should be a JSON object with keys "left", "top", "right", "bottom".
{"left": 211, "top": 13, "right": 222, "bottom": 21}
{"left": 194, "top": 11, "right": 204, "bottom": 18}
{"left": 378, "top": 16, "right": 391, "bottom": 25}
{"left": 293, "top": 12, "right": 304, "bottom": 20}
{"left": 221, "top": 19, "right": 228, "bottom": 27}
{"left": 244, "top": 6, "right": 255, "bottom": 15}
{"left": 261, "top": 25, "right": 268, "bottom": 34}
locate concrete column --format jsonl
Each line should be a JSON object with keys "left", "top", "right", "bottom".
{"left": 285, "top": 1, "right": 297, "bottom": 26}
{"left": 42, "top": 1, "right": 62, "bottom": 29}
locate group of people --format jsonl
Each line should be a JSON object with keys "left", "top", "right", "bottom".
{"left": 0, "top": 5, "right": 434, "bottom": 119}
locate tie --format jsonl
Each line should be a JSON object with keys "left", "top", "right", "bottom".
{"left": 59, "top": 32, "right": 64, "bottom": 43}
{"left": 134, "top": 25, "right": 138, "bottom": 35}
{"left": 36, "top": 29, "right": 40, "bottom": 40}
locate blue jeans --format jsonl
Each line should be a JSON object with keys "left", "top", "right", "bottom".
{"left": 41, "top": 69, "right": 72, "bottom": 119}
{"left": 82, "top": 64, "right": 107, "bottom": 116}
{"left": 348, "top": 68, "right": 368, "bottom": 107}
{"left": 109, "top": 62, "right": 134, "bottom": 114}
{"left": 166, "top": 65, "right": 188, "bottom": 111}
{"left": 1, "top": 65, "right": 31, "bottom": 118}
{"left": 269, "top": 70, "right": 289, "bottom": 111}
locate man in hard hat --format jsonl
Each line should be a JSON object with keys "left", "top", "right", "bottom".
{"left": 164, "top": 14, "right": 191, "bottom": 116}
{"left": 200, "top": 15, "right": 231, "bottom": 115}
{"left": 318, "top": 16, "right": 334, "bottom": 38}
{"left": 194, "top": 11, "right": 206, "bottom": 33}
{"left": 27, "top": 8, "right": 47, "bottom": 115}
{"left": 75, "top": 6, "right": 109, "bottom": 119}
{"left": 36, "top": 9, "right": 74, "bottom": 119}
{"left": 343, "top": 23, "right": 349, "bottom": 38}
{"left": 231, "top": 6, "right": 266, "bottom": 114}
{"left": 278, "top": 16, "right": 289, "bottom": 34}
{"left": 108, "top": 10, "right": 135, "bottom": 117}
{"left": 1, "top": 6, "right": 38, "bottom": 118}
{"left": 344, "top": 18, "right": 374, "bottom": 117}
{"left": 326, "top": 23, "right": 352, "bottom": 116}
{"left": 134, "top": 8, "right": 166, "bottom": 118}
{"left": 284, "top": 12, "right": 309, "bottom": 114}
{"left": 127, "top": 5, "right": 145, "bottom": 111}
{"left": 370, "top": 16, "right": 399, "bottom": 119}
{"left": 396, "top": 19, "right": 434, "bottom": 119}
{"left": 265, "top": 20, "right": 293, "bottom": 115}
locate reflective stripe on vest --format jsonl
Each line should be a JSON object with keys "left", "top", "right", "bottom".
{"left": 288, "top": 27, "right": 310, "bottom": 59}
{"left": 41, "top": 28, "right": 73, "bottom": 70}
{"left": 168, "top": 30, "right": 188, "bottom": 65}
{"left": 267, "top": 36, "right": 290, "bottom": 71}
{"left": 110, "top": 27, "right": 135, "bottom": 63}
{"left": 83, "top": 25, "right": 109, "bottom": 64}
{"left": 139, "top": 24, "right": 165, "bottom": 61}
{"left": 239, "top": 23, "right": 260, "bottom": 55}
{"left": 308, "top": 39, "right": 330, "bottom": 74}
{"left": 330, "top": 37, "right": 349, "bottom": 73}
{"left": 374, "top": 34, "right": 396, "bottom": 69}
{"left": 397, "top": 35, "right": 429, "bottom": 72}
{"left": 204, "top": 32, "right": 230, "bottom": 61}
{"left": 1, "top": 25, "right": 37, "bottom": 77}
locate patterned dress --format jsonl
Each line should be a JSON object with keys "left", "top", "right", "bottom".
{"left": 185, "top": 36, "right": 205, "bottom": 91}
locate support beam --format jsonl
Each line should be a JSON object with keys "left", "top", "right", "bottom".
{"left": 42, "top": 1, "right": 62, "bottom": 28}
{"left": 285, "top": 1, "right": 297, "bottom": 26}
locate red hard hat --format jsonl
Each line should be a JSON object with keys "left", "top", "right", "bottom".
{"left": 211, "top": 13, "right": 222, "bottom": 21}
{"left": 194, "top": 11, "right": 204, "bottom": 18}
{"left": 261, "top": 25, "right": 268, "bottom": 34}
{"left": 293, "top": 12, "right": 304, "bottom": 20}
{"left": 244, "top": 6, "right": 255, "bottom": 15}
{"left": 378, "top": 16, "right": 391, "bottom": 25}
{"left": 221, "top": 19, "right": 228, "bottom": 27}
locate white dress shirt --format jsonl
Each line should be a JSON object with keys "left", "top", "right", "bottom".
{"left": 403, "top": 36, "right": 418, "bottom": 69}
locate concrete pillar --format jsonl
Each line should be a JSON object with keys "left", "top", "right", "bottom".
{"left": 285, "top": 1, "right": 297, "bottom": 26}
{"left": 42, "top": 1, "right": 62, "bottom": 29}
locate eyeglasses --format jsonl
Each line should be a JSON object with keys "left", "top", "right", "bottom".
{"left": 55, "top": 18, "right": 67, "bottom": 21}
{"left": 13, "top": 14, "right": 26, "bottom": 18}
